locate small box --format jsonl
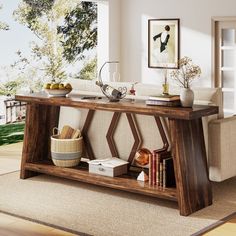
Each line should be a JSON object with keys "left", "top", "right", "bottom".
{"left": 88, "top": 158, "right": 128, "bottom": 177}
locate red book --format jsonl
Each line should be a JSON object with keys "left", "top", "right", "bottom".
{"left": 148, "top": 153, "right": 153, "bottom": 185}
{"left": 156, "top": 153, "right": 160, "bottom": 186}
{"left": 160, "top": 162, "right": 163, "bottom": 187}
{"left": 156, "top": 151, "right": 172, "bottom": 186}
{"left": 152, "top": 152, "right": 156, "bottom": 185}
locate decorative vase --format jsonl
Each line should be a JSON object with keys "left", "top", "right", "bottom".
{"left": 180, "top": 87, "right": 194, "bottom": 107}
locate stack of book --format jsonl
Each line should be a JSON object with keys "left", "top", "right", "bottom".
{"left": 148, "top": 151, "right": 176, "bottom": 188}
{"left": 146, "top": 94, "right": 181, "bottom": 107}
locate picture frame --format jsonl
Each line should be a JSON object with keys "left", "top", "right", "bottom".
{"left": 148, "top": 18, "right": 180, "bottom": 69}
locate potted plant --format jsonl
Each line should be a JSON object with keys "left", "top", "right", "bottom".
{"left": 170, "top": 56, "right": 201, "bottom": 107}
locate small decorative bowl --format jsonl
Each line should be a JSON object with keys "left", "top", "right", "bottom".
{"left": 45, "top": 89, "right": 72, "bottom": 97}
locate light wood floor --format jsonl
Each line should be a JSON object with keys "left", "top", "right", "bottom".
{"left": 0, "top": 142, "right": 22, "bottom": 175}
{"left": 0, "top": 142, "right": 80, "bottom": 236}
{"left": 203, "top": 217, "right": 236, "bottom": 236}
{"left": 0, "top": 212, "right": 80, "bottom": 236}
{"left": 0, "top": 142, "right": 23, "bottom": 159}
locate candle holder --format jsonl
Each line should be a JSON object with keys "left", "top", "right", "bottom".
{"left": 162, "top": 82, "right": 169, "bottom": 95}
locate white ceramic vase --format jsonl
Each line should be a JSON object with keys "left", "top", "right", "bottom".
{"left": 180, "top": 87, "right": 194, "bottom": 107}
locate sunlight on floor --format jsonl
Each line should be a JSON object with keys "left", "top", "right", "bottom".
{"left": 0, "top": 212, "right": 79, "bottom": 236}
{"left": 0, "top": 142, "right": 22, "bottom": 175}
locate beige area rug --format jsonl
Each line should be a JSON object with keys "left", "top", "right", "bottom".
{"left": 0, "top": 172, "right": 236, "bottom": 236}
{"left": 0, "top": 142, "right": 22, "bottom": 175}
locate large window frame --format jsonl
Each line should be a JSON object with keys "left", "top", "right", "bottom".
{"left": 212, "top": 16, "right": 236, "bottom": 117}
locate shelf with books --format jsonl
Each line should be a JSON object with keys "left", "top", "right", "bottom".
{"left": 148, "top": 151, "right": 176, "bottom": 188}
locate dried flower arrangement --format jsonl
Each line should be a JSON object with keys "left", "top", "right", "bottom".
{"left": 170, "top": 56, "right": 201, "bottom": 88}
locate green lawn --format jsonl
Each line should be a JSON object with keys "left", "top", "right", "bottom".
{"left": 0, "top": 123, "right": 25, "bottom": 146}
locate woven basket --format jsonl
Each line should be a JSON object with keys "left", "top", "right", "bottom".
{"left": 51, "top": 130, "right": 83, "bottom": 167}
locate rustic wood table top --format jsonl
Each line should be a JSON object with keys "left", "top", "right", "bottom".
{"left": 15, "top": 92, "right": 219, "bottom": 120}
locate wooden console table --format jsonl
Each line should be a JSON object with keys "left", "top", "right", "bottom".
{"left": 15, "top": 92, "right": 218, "bottom": 216}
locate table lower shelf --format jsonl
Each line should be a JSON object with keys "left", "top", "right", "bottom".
{"left": 23, "top": 160, "right": 177, "bottom": 202}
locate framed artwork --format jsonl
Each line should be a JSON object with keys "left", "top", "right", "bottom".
{"left": 148, "top": 18, "right": 180, "bottom": 69}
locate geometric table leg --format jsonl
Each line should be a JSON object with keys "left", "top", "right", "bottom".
{"left": 81, "top": 109, "right": 95, "bottom": 160}
{"left": 106, "top": 112, "right": 121, "bottom": 158}
{"left": 21, "top": 104, "right": 60, "bottom": 179}
{"left": 126, "top": 113, "right": 142, "bottom": 166}
{"left": 169, "top": 118, "right": 212, "bottom": 216}
{"left": 106, "top": 112, "right": 142, "bottom": 167}
{"left": 154, "top": 116, "right": 169, "bottom": 152}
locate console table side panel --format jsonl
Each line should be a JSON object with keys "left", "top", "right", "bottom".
{"left": 169, "top": 118, "right": 212, "bottom": 216}
{"left": 21, "top": 104, "right": 60, "bottom": 179}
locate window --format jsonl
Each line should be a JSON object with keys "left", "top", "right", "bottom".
{"left": 212, "top": 17, "right": 236, "bottom": 117}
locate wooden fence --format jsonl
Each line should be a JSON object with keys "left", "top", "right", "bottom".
{"left": 3, "top": 99, "right": 26, "bottom": 124}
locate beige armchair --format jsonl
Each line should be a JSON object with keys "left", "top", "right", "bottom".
{"left": 208, "top": 116, "right": 236, "bottom": 181}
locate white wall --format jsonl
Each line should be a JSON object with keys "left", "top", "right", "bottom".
{"left": 97, "top": 1, "right": 109, "bottom": 73}
{"left": 97, "top": 0, "right": 121, "bottom": 82}
{"left": 119, "top": 0, "right": 236, "bottom": 87}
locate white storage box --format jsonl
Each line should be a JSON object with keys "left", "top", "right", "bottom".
{"left": 88, "top": 158, "right": 128, "bottom": 177}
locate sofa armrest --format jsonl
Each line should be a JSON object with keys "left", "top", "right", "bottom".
{"left": 208, "top": 116, "right": 236, "bottom": 181}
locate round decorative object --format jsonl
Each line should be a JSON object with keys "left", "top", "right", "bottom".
{"left": 180, "top": 88, "right": 194, "bottom": 107}
{"left": 45, "top": 88, "right": 72, "bottom": 97}
{"left": 134, "top": 148, "right": 151, "bottom": 166}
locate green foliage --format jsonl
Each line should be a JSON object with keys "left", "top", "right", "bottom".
{"left": 0, "top": 21, "right": 9, "bottom": 30}
{"left": 0, "top": 79, "right": 24, "bottom": 96}
{"left": 14, "top": 0, "right": 72, "bottom": 82}
{"left": 9, "top": 50, "right": 44, "bottom": 93}
{"left": 20, "top": 0, "right": 54, "bottom": 31}
{"left": 11, "top": 50, "right": 29, "bottom": 71}
{"left": 57, "top": 2, "right": 97, "bottom": 62}
{"left": 0, "top": 123, "right": 25, "bottom": 146}
{"left": 0, "top": 4, "right": 9, "bottom": 30}
{"left": 76, "top": 57, "right": 97, "bottom": 80}
{"left": 23, "top": 0, "right": 54, "bottom": 17}
{"left": 14, "top": 0, "right": 54, "bottom": 32}
{"left": 11, "top": 0, "right": 97, "bottom": 91}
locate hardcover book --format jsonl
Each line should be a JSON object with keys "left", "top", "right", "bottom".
{"left": 146, "top": 99, "right": 181, "bottom": 107}
{"left": 148, "top": 94, "right": 180, "bottom": 102}
{"left": 156, "top": 151, "right": 172, "bottom": 186}
{"left": 152, "top": 152, "right": 157, "bottom": 185}
{"left": 149, "top": 154, "right": 153, "bottom": 185}
{"left": 163, "top": 157, "right": 176, "bottom": 188}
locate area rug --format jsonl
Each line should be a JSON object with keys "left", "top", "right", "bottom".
{"left": 0, "top": 172, "right": 236, "bottom": 236}
{"left": 192, "top": 212, "right": 236, "bottom": 236}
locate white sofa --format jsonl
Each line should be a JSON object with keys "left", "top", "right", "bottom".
{"left": 58, "top": 79, "right": 236, "bottom": 182}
